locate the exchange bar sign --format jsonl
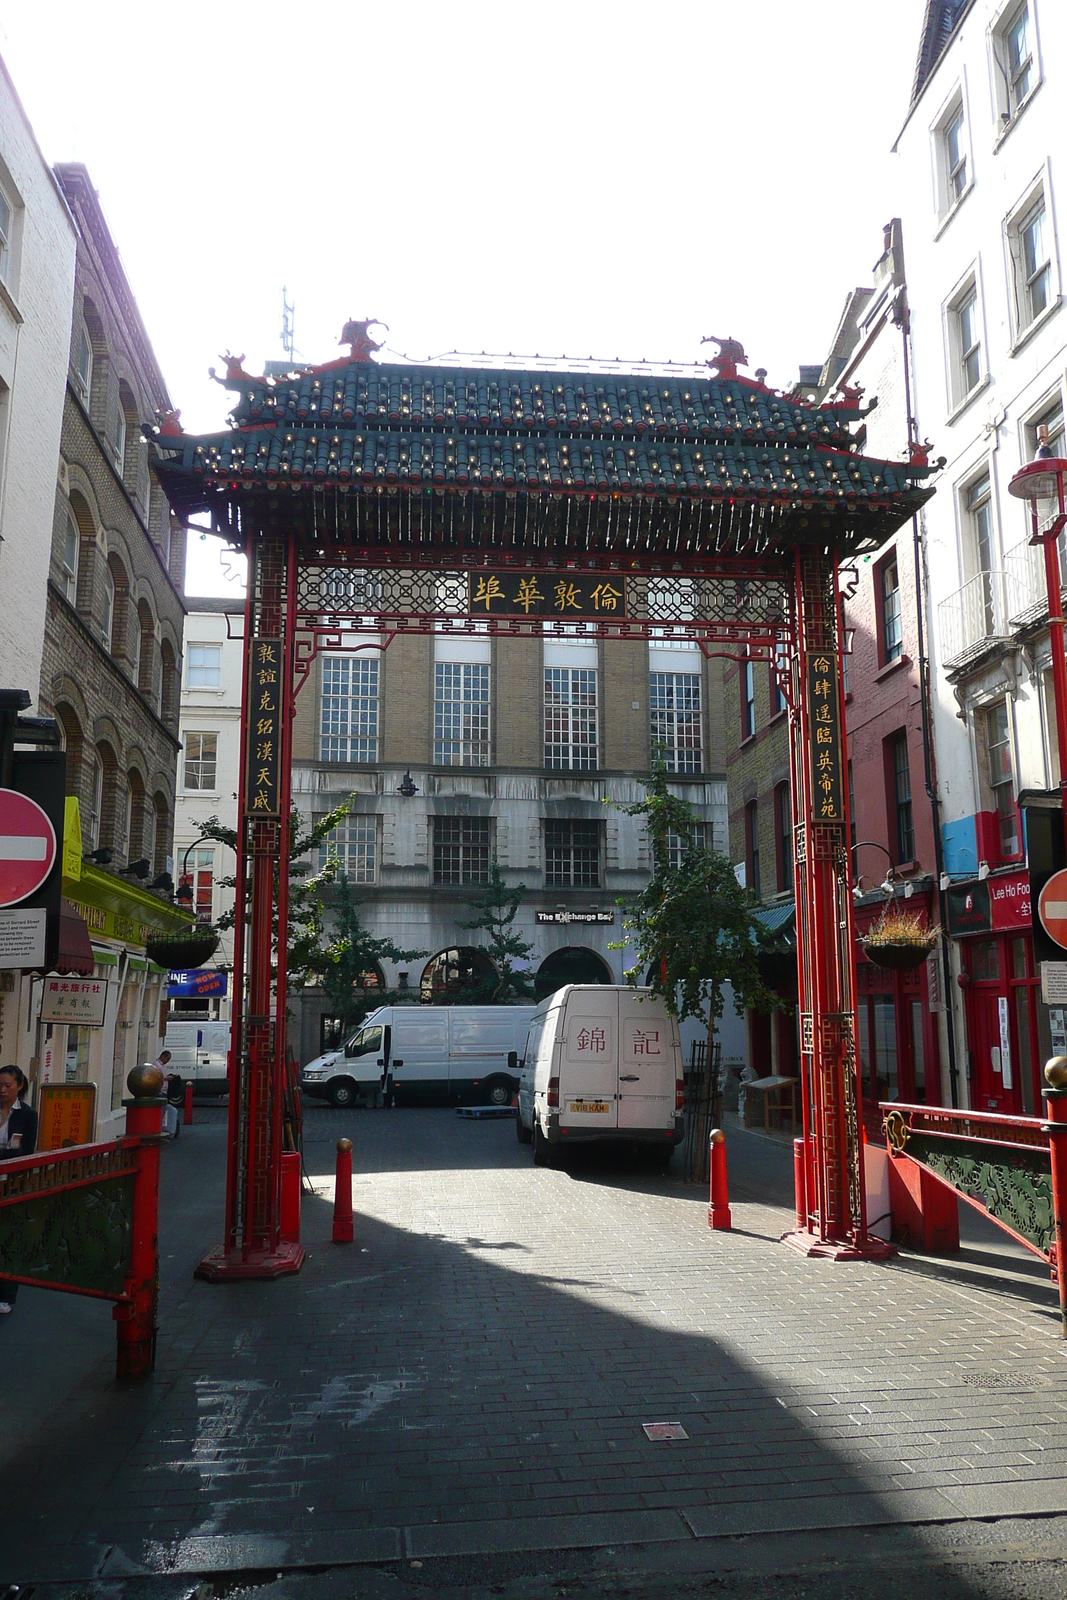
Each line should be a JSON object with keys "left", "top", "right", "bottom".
{"left": 467, "top": 571, "right": 627, "bottom": 618}
{"left": 808, "top": 655, "right": 844, "bottom": 823}
{"left": 246, "top": 638, "right": 282, "bottom": 816}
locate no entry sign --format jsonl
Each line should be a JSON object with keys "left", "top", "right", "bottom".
{"left": 1038, "top": 867, "right": 1067, "bottom": 951}
{"left": 0, "top": 787, "right": 58, "bottom": 908}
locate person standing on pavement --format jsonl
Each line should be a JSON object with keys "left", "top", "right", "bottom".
{"left": 0, "top": 1065, "right": 38, "bottom": 1316}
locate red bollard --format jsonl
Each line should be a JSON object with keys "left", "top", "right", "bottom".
{"left": 116, "top": 1076, "right": 165, "bottom": 1380}
{"left": 280, "top": 1150, "right": 301, "bottom": 1243}
{"left": 708, "top": 1127, "right": 732, "bottom": 1230}
{"left": 793, "top": 1137, "right": 807, "bottom": 1232}
{"left": 1043, "top": 1058, "right": 1067, "bottom": 1339}
{"left": 332, "top": 1138, "right": 353, "bottom": 1243}
{"left": 183, "top": 1080, "right": 194, "bottom": 1127}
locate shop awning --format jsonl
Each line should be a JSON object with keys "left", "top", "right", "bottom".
{"left": 56, "top": 899, "right": 95, "bottom": 976}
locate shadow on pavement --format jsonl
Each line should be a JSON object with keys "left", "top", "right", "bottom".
{"left": 0, "top": 1109, "right": 1059, "bottom": 1599}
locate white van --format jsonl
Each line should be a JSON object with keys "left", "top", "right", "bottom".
{"left": 300, "top": 1004, "right": 538, "bottom": 1109}
{"left": 516, "top": 986, "right": 684, "bottom": 1163}
{"left": 161, "top": 1020, "right": 231, "bottom": 1096}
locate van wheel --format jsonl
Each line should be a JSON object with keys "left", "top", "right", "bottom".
{"left": 533, "top": 1120, "right": 553, "bottom": 1167}
{"left": 516, "top": 1109, "right": 532, "bottom": 1144}
{"left": 328, "top": 1078, "right": 357, "bottom": 1109}
{"left": 486, "top": 1078, "right": 511, "bottom": 1107}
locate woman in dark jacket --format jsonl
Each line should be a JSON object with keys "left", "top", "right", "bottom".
{"left": 0, "top": 1065, "right": 38, "bottom": 1315}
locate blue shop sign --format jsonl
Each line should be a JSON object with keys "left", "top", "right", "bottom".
{"left": 168, "top": 968, "right": 228, "bottom": 997}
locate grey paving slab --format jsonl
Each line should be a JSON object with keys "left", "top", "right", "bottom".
{"left": 405, "top": 1507, "right": 688, "bottom": 1558}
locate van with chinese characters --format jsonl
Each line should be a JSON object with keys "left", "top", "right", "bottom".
{"left": 516, "top": 986, "right": 684, "bottom": 1163}
{"left": 299, "top": 1005, "right": 538, "bottom": 1108}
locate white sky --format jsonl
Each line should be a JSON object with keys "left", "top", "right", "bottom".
{"left": 0, "top": 0, "right": 927, "bottom": 595}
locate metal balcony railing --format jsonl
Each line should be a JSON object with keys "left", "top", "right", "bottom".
{"left": 937, "top": 570, "right": 1009, "bottom": 669}
{"left": 1004, "top": 535, "right": 1067, "bottom": 627}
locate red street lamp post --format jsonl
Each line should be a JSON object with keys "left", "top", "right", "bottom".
{"left": 1008, "top": 431, "right": 1067, "bottom": 862}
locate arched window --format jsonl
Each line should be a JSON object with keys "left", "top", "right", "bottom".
{"left": 100, "top": 563, "right": 115, "bottom": 651}
{"left": 62, "top": 514, "right": 79, "bottom": 604}
{"left": 74, "top": 317, "right": 93, "bottom": 405}
{"left": 160, "top": 640, "right": 177, "bottom": 728}
{"left": 152, "top": 793, "right": 169, "bottom": 878}
{"left": 105, "top": 553, "right": 129, "bottom": 660}
{"left": 136, "top": 599, "right": 155, "bottom": 703}
{"left": 535, "top": 946, "right": 613, "bottom": 1001}
{"left": 54, "top": 703, "right": 83, "bottom": 798}
{"left": 420, "top": 947, "right": 497, "bottom": 1004}
{"left": 127, "top": 770, "right": 146, "bottom": 864}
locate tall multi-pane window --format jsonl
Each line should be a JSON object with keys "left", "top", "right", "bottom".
{"left": 744, "top": 801, "right": 760, "bottom": 899}
{"left": 771, "top": 642, "right": 788, "bottom": 715}
{"left": 890, "top": 732, "right": 914, "bottom": 863}
{"left": 983, "top": 701, "right": 1018, "bottom": 855}
{"left": 544, "top": 667, "right": 597, "bottom": 770}
{"left": 62, "top": 515, "right": 79, "bottom": 604}
{"left": 944, "top": 104, "right": 968, "bottom": 206}
{"left": 775, "top": 782, "right": 792, "bottom": 894}
{"left": 433, "top": 817, "right": 490, "bottom": 885}
{"left": 880, "top": 557, "right": 902, "bottom": 663}
{"left": 0, "top": 184, "right": 11, "bottom": 287}
{"left": 183, "top": 732, "right": 217, "bottom": 791}
{"left": 649, "top": 672, "right": 701, "bottom": 772}
{"left": 434, "top": 662, "right": 490, "bottom": 766}
{"left": 178, "top": 848, "right": 215, "bottom": 924}
{"left": 545, "top": 820, "right": 600, "bottom": 888}
{"left": 1003, "top": 2, "right": 1034, "bottom": 116}
{"left": 321, "top": 656, "right": 379, "bottom": 762}
{"left": 187, "top": 643, "right": 221, "bottom": 688}
{"left": 1012, "top": 196, "right": 1052, "bottom": 332}
{"left": 665, "top": 823, "right": 706, "bottom": 873}
{"left": 318, "top": 813, "right": 376, "bottom": 883}
{"left": 74, "top": 319, "right": 92, "bottom": 404}
{"left": 741, "top": 658, "right": 755, "bottom": 738}
{"left": 956, "top": 288, "right": 981, "bottom": 399}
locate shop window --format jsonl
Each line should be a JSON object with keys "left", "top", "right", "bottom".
{"left": 858, "top": 998, "right": 898, "bottom": 1102}
{"left": 433, "top": 816, "right": 490, "bottom": 885}
{"left": 910, "top": 1001, "right": 927, "bottom": 1104}
{"left": 889, "top": 731, "right": 914, "bottom": 863}
{"left": 970, "top": 938, "right": 1000, "bottom": 981}
{"left": 775, "top": 782, "right": 792, "bottom": 893}
{"left": 745, "top": 800, "right": 760, "bottom": 899}
{"left": 978, "top": 700, "right": 1018, "bottom": 855}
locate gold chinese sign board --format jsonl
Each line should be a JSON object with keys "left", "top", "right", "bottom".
{"left": 246, "top": 638, "right": 282, "bottom": 816}
{"left": 38, "top": 1083, "right": 97, "bottom": 1151}
{"left": 807, "top": 655, "right": 844, "bottom": 823}
{"left": 467, "top": 572, "right": 628, "bottom": 618}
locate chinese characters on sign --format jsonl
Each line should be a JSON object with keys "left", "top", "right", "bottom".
{"left": 38, "top": 1083, "right": 97, "bottom": 1151}
{"left": 575, "top": 1026, "right": 606, "bottom": 1052}
{"left": 467, "top": 572, "right": 627, "bottom": 618}
{"left": 631, "top": 1029, "right": 661, "bottom": 1055}
{"left": 41, "top": 977, "right": 108, "bottom": 1027}
{"left": 246, "top": 639, "right": 282, "bottom": 817}
{"left": 806, "top": 655, "right": 844, "bottom": 823}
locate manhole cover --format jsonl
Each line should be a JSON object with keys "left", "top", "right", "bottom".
{"left": 643, "top": 1421, "right": 688, "bottom": 1440}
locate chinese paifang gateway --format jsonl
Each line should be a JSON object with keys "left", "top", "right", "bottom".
{"left": 148, "top": 337, "right": 934, "bottom": 1279}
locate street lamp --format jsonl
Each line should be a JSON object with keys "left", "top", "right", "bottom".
{"left": 851, "top": 839, "right": 898, "bottom": 899}
{"left": 1008, "top": 430, "right": 1067, "bottom": 859}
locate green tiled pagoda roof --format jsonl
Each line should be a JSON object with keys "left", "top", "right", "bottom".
{"left": 224, "top": 362, "right": 863, "bottom": 448}
{"left": 152, "top": 358, "right": 936, "bottom": 560}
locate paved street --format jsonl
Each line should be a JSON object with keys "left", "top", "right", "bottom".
{"left": 3, "top": 1104, "right": 1067, "bottom": 1598}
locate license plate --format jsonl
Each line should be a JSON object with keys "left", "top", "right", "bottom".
{"left": 569, "top": 1100, "right": 610, "bottom": 1114}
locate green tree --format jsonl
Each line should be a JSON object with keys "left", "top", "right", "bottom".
{"left": 458, "top": 862, "right": 535, "bottom": 1003}
{"left": 612, "top": 767, "right": 781, "bottom": 1030}
{"left": 318, "top": 871, "right": 424, "bottom": 1033}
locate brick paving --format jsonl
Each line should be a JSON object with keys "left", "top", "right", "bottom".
{"left": 2, "top": 1105, "right": 1067, "bottom": 1585}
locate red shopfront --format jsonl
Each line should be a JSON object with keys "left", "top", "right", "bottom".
{"left": 854, "top": 888, "right": 941, "bottom": 1110}
{"left": 948, "top": 868, "right": 1048, "bottom": 1117}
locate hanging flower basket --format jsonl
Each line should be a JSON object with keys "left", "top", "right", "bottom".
{"left": 145, "top": 929, "right": 219, "bottom": 971}
{"left": 858, "top": 908, "right": 937, "bottom": 972}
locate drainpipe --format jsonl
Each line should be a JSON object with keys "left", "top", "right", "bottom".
{"left": 898, "top": 277, "right": 961, "bottom": 1108}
